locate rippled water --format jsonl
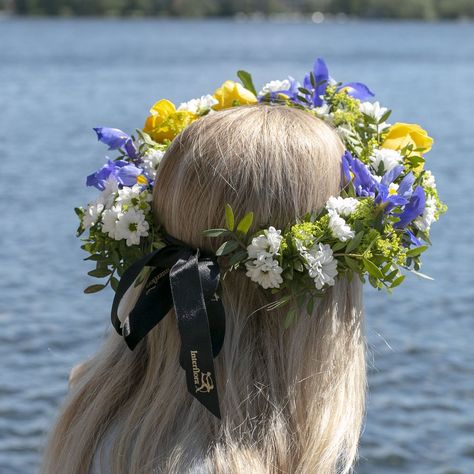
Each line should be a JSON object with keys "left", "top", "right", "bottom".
{"left": 0, "top": 18, "right": 473, "bottom": 474}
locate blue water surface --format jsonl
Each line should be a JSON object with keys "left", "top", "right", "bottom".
{"left": 0, "top": 18, "right": 473, "bottom": 474}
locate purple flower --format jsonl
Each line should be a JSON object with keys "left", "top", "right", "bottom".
{"left": 303, "top": 58, "right": 329, "bottom": 107}
{"left": 406, "top": 229, "right": 422, "bottom": 247}
{"left": 337, "top": 82, "right": 374, "bottom": 101}
{"left": 86, "top": 159, "right": 142, "bottom": 191}
{"left": 343, "top": 151, "right": 378, "bottom": 197}
{"left": 394, "top": 186, "right": 426, "bottom": 229}
{"left": 375, "top": 166, "right": 409, "bottom": 213}
{"left": 93, "top": 127, "right": 138, "bottom": 160}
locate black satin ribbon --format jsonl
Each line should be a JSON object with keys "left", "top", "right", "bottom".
{"left": 110, "top": 233, "right": 225, "bottom": 419}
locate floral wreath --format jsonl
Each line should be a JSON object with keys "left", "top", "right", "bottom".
{"left": 77, "top": 57, "right": 446, "bottom": 327}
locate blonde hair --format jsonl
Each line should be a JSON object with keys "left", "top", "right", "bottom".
{"left": 42, "top": 105, "right": 366, "bottom": 474}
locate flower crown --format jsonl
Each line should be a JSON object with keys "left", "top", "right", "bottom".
{"left": 77, "top": 57, "right": 446, "bottom": 327}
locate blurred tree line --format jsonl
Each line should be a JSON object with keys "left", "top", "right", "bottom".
{"left": 1, "top": 0, "right": 473, "bottom": 19}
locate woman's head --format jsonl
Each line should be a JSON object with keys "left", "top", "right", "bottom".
{"left": 153, "top": 104, "right": 345, "bottom": 251}
{"left": 43, "top": 104, "right": 365, "bottom": 474}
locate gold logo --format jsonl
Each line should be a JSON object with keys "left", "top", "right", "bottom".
{"left": 190, "top": 350, "right": 214, "bottom": 393}
{"left": 145, "top": 268, "right": 170, "bottom": 295}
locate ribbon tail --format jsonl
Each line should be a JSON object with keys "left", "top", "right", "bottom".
{"left": 170, "top": 252, "right": 222, "bottom": 419}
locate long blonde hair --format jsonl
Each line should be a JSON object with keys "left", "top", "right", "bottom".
{"left": 43, "top": 105, "right": 366, "bottom": 474}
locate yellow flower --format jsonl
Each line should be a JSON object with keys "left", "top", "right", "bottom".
{"left": 382, "top": 123, "right": 433, "bottom": 154}
{"left": 143, "top": 99, "right": 196, "bottom": 143}
{"left": 213, "top": 80, "right": 257, "bottom": 110}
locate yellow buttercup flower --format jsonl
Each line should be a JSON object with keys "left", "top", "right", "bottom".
{"left": 213, "top": 80, "right": 257, "bottom": 110}
{"left": 143, "top": 99, "right": 196, "bottom": 143}
{"left": 382, "top": 123, "right": 433, "bottom": 154}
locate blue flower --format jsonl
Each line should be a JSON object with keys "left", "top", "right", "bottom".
{"left": 343, "top": 151, "right": 378, "bottom": 197}
{"left": 86, "top": 159, "right": 143, "bottom": 191}
{"left": 375, "top": 166, "right": 409, "bottom": 212}
{"left": 406, "top": 229, "right": 422, "bottom": 247}
{"left": 301, "top": 58, "right": 374, "bottom": 108}
{"left": 93, "top": 127, "right": 138, "bottom": 160}
{"left": 394, "top": 186, "right": 426, "bottom": 229}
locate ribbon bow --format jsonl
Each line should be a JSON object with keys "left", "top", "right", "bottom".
{"left": 111, "top": 233, "right": 226, "bottom": 418}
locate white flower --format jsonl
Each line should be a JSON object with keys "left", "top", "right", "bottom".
{"left": 359, "top": 101, "right": 390, "bottom": 131}
{"left": 141, "top": 148, "right": 164, "bottom": 179}
{"left": 247, "top": 226, "right": 282, "bottom": 260}
{"left": 245, "top": 257, "right": 283, "bottom": 289}
{"left": 258, "top": 79, "right": 291, "bottom": 96}
{"left": 328, "top": 210, "right": 355, "bottom": 241}
{"left": 359, "top": 101, "right": 387, "bottom": 121}
{"left": 115, "top": 208, "right": 149, "bottom": 246}
{"left": 83, "top": 201, "right": 104, "bottom": 229}
{"left": 314, "top": 103, "right": 332, "bottom": 120}
{"left": 96, "top": 177, "right": 119, "bottom": 209}
{"left": 300, "top": 242, "right": 338, "bottom": 290}
{"left": 326, "top": 196, "right": 359, "bottom": 217}
{"left": 388, "top": 182, "right": 399, "bottom": 195}
{"left": 178, "top": 94, "right": 218, "bottom": 115}
{"left": 337, "top": 124, "right": 354, "bottom": 140}
{"left": 370, "top": 148, "right": 403, "bottom": 174}
{"left": 116, "top": 184, "right": 142, "bottom": 205}
{"left": 414, "top": 195, "right": 437, "bottom": 231}
{"left": 101, "top": 206, "right": 121, "bottom": 240}
{"left": 423, "top": 170, "right": 436, "bottom": 189}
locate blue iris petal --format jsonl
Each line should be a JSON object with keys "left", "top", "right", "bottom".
{"left": 93, "top": 127, "right": 131, "bottom": 150}
{"left": 397, "top": 172, "right": 415, "bottom": 198}
{"left": 394, "top": 186, "right": 426, "bottom": 229}
{"left": 337, "top": 82, "right": 375, "bottom": 101}
{"left": 381, "top": 165, "right": 404, "bottom": 187}
{"left": 86, "top": 159, "right": 142, "bottom": 191}
{"left": 406, "top": 229, "right": 422, "bottom": 247}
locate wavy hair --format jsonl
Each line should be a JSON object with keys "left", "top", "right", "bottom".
{"left": 42, "top": 105, "right": 366, "bottom": 474}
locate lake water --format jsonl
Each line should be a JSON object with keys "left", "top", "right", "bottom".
{"left": 0, "top": 18, "right": 473, "bottom": 474}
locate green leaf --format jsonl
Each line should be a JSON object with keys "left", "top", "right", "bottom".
{"left": 345, "top": 231, "right": 364, "bottom": 254}
{"left": 332, "top": 241, "right": 347, "bottom": 252}
{"left": 390, "top": 274, "right": 405, "bottom": 288}
{"left": 283, "top": 308, "right": 297, "bottom": 329}
{"left": 344, "top": 256, "right": 360, "bottom": 273}
{"left": 228, "top": 250, "right": 248, "bottom": 266}
{"left": 84, "top": 284, "right": 106, "bottom": 294}
{"left": 363, "top": 258, "right": 384, "bottom": 280}
{"left": 225, "top": 204, "right": 235, "bottom": 231}
{"left": 237, "top": 70, "right": 257, "bottom": 96}
{"left": 405, "top": 245, "right": 428, "bottom": 258}
{"left": 216, "top": 240, "right": 239, "bottom": 256}
{"left": 236, "top": 212, "right": 254, "bottom": 236}
{"left": 110, "top": 276, "right": 119, "bottom": 292}
{"left": 202, "top": 228, "right": 230, "bottom": 238}
{"left": 84, "top": 254, "right": 103, "bottom": 262}
{"left": 88, "top": 267, "right": 112, "bottom": 278}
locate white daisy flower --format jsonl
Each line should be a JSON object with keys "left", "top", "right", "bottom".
{"left": 115, "top": 208, "right": 149, "bottom": 246}
{"left": 141, "top": 148, "right": 164, "bottom": 179}
{"left": 247, "top": 226, "right": 283, "bottom": 260}
{"left": 258, "top": 79, "right": 291, "bottom": 96}
{"left": 116, "top": 184, "right": 142, "bottom": 205}
{"left": 178, "top": 94, "right": 218, "bottom": 115}
{"left": 245, "top": 257, "right": 283, "bottom": 289}
{"left": 97, "top": 176, "right": 120, "bottom": 208}
{"left": 101, "top": 206, "right": 121, "bottom": 240}
{"left": 83, "top": 201, "right": 104, "bottom": 229}
{"left": 370, "top": 148, "right": 403, "bottom": 174}
{"left": 326, "top": 196, "right": 360, "bottom": 217}
{"left": 423, "top": 170, "right": 436, "bottom": 189}
{"left": 328, "top": 210, "right": 355, "bottom": 242}
{"left": 300, "top": 242, "right": 338, "bottom": 290}
{"left": 359, "top": 101, "right": 387, "bottom": 121}
{"left": 414, "top": 195, "right": 437, "bottom": 231}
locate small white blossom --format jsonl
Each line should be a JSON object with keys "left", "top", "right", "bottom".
{"left": 328, "top": 210, "right": 355, "bottom": 241}
{"left": 101, "top": 206, "right": 121, "bottom": 240}
{"left": 178, "top": 95, "right": 218, "bottom": 115}
{"left": 370, "top": 148, "right": 403, "bottom": 174}
{"left": 116, "top": 184, "right": 142, "bottom": 205}
{"left": 141, "top": 148, "right": 164, "bottom": 179}
{"left": 359, "top": 101, "right": 390, "bottom": 131}
{"left": 245, "top": 226, "right": 283, "bottom": 289}
{"left": 247, "top": 226, "right": 282, "bottom": 260}
{"left": 83, "top": 201, "right": 104, "bottom": 229}
{"left": 245, "top": 257, "right": 283, "bottom": 289}
{"left": 115, "top": 208, "right": 149, "bottom": 246}
{"left": 98, "top": 177, "right": 119, "bottom": 209}
{"left": 337, "top": 124, "right": 354, "bottom": 140}
{"left": 326, "top": 196, "right": 359, "bottom": 217}
{"left": 314, "top": 103, "right": 333, "bottom": 120}
{"left": 414, "top": 195, "right": 437, "bottom": 232}
{"left": 423, "top": 170, "right": 436, "bottom": 189}
{"left": 258, "top": 79, "right": 291, "bottom": 96}
{"left": 299, "top": 242, "right": 338, "bottom": 290}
